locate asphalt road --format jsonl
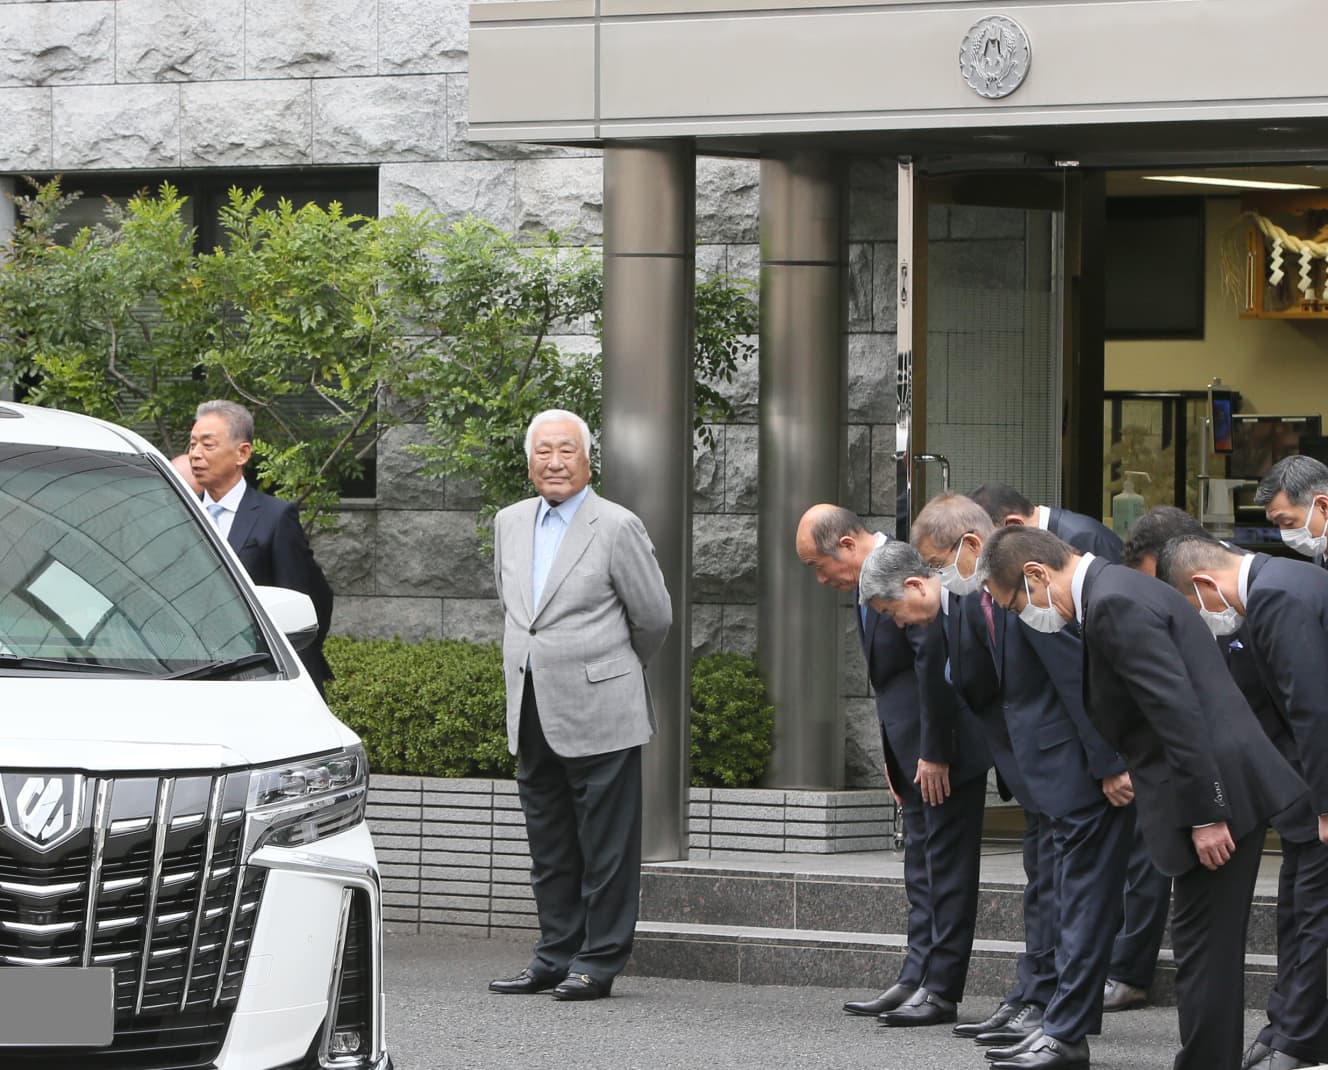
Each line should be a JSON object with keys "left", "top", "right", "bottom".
{"left": 384, "top": 930, "right": 1265, "bottom": 1070}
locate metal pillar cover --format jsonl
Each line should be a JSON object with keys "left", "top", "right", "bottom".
{"left": 757, "top": 151, "right": 846, "bottom": 789}
{"left": 0, "top": 177, "right": 15, "bottom": 402}
{"left": 601, "top": 140, "right": 696, "bottom": 863}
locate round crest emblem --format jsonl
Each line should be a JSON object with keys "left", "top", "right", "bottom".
{"left": 960, "top": 15, "right": 1031, "bottom": 99}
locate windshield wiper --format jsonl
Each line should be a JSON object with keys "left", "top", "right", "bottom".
{"left": 0, "top": 653, "right": 152, "bottom": 676}
{"left": 165, "top": 651, "right": 276, "bottom": 681}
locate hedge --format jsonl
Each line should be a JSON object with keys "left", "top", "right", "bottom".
{"left": 324, "top": 637, "right": 773, "bottom": 788}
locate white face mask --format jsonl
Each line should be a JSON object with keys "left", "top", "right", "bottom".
{"left": 1019, "top": 573, "right": 1066, "bottom": 634}
{"left": 1194, "top": 580, "right": 1241, "bottom": 637}
{"left": 937, "top": 535, "right": 982, "bottom": 596}
{"left": 1281, "top": 502, "right": 1328, "bottom": 559}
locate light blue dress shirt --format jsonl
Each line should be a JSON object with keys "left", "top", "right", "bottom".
{"left": 532, "top": 485, "right": 590, "bottom": 608}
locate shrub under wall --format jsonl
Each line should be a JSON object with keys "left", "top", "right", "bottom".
{"left": 324, "top": 638, "right": 774, "bottom": 788}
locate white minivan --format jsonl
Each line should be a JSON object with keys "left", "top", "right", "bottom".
{"left": 0, "top": 402, "right": 391, "bottom": 1069}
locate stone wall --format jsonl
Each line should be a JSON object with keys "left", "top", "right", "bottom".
{"left": 0, "top": 0, "right": 959, "bottom": 789}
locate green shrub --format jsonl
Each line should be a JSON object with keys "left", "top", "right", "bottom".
{"left": 325, "top": 637, "right": 775, "bottom": 788}
{"left": 324, "top": 636, "right": 515, "bottom": 778}
{"left": 689, "top": 652, "right": 774, "bottom": 789}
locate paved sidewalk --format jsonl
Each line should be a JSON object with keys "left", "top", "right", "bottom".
{"left": 385, "top": 929, "right": 1264, "bottom": 1070}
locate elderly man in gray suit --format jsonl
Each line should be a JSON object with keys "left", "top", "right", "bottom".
{"left": 487, "top": 408, "right": 673, "bottom": 1002}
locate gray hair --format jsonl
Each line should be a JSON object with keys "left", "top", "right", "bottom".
{"left": 524, "top": 409, "right": 595, "bottom": 462}
{"left": 1254, "top": 454, "right": 1328, "bottom": 508}
{"left": 1155, "top": 535, "right": 1241, "bottom": 590}
{"left": 195, "top": 399, "right": 254, "bottom": 445}
{"left": 807, "top": 506, "right": 870, "bottom": 556}
{"left": 978, "top": 527, "right": 1075, "bottom": 591}
{"left": 912, "top": 492, "right": 995, "bottom": 550}
{"left": 859, "top": 540, "right": 932, "bottom": 604}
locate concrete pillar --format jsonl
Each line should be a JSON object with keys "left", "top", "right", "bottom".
{"left": 601, "top": 141, "right": 695, "bottom": 862}
{"left": 757, "top": 152, "right": 846, "bottom": 789}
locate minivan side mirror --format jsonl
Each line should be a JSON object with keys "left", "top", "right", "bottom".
{"left": 253, "top": 586, "right": 319, "bottom": 651}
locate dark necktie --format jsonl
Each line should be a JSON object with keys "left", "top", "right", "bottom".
{"left": 980, "top": 589, "right": 997, "bottom": 644}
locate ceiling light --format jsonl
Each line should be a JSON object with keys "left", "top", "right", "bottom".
{"left": 1140, "top": 175, "right": 1320, "bottom": 191}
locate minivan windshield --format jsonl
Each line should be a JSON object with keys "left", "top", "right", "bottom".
{"left": 0, "top": 444, "right": 270, "bottom": 676}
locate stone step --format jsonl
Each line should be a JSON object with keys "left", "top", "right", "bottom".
{"left": 638, "top": 854, "right": 1280, "bottom": 956}
{"left": 628, "top": 920, "right": 1278, "bottom": 1010}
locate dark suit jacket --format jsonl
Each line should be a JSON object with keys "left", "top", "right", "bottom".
{"left": 1047, "top": 507, "right": 1123, "bottom": 563}
{"left": 227, "top": 485, "right": 335, "bottom": 691}
{"left": 1080, "top": 557, "right": 1306, "bottom": 875}
{"left": 1243, "top": 553, "right": 1328, "bottom": 817}
{"left": 950, "top": 590, "right": 1124, "bottom": 820}
{"left": 859, "top": 592, "right": 989, "bottom": 796}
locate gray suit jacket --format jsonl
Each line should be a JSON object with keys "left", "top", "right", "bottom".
{"left": 493, "top": 487, "right": 672, "bottom": 758}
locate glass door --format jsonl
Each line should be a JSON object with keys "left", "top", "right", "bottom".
{"left": 895, "top": 160, "right": 1104, "bottom": 538}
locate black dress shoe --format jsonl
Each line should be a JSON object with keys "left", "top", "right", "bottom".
{"left": 990, "top": 1034, "right": 1090, "bottom": 1070}
{"left": 1253, "top": 1051, "right": 1315, "bottom": 1070}
{"left": 488, "top": 967, "right": 563, "bottom": 995}
{"left": 955, "top": 1001, "right": 1023, "bottom": 1038}
{"left": 551, "top": 973, "right": 612, "bottom": 1001}
{"left": 844, "top": 982, "right": 916, "bottom": 1017}
{"left": 987, "top": 1028, "right": 1045, "bottom": 1061}
{"left": 977, "top": 1002, "right": 1045, "bottom": 1045}
{"left": 877, "top": 988, "right": 957, "bottom": 1027}
{"left": 1242, "top": 1042, "right": 1273, "bottom": 1070}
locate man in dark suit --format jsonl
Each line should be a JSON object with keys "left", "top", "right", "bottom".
{"left": 914, "top": 494, "right": 1134, "bottom": 1070}
{"left": 796, "top": 505, "right": 989, "bottom": 1027}
{"left": 188, "top": 400, "right": 335, "bottom": 695}
{"left": 973, "top": 482, "right": 1165, "bottom": 1015}
{"left": 851, "top": 534, "right": 992, "bottom": 1028}
{"left": 489, "top": 409, "right": 672, "bottom": 1001}
{"left": 979, "top": 526, "right": 1308, "bottom": 1070}
{"left": 1254, "top": 455, "right": 1328, "bottom": 567}
{"left": 1158, "top": 537, "right": 1328, "bottom": 1070}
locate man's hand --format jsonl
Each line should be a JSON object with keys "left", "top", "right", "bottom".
{"left": 914, "top": 759, "right": 951, "bottom": 807}
{"left": 1102, "top": 771, "right": 1134, "bottom": 807}
{"left": 1192, "top": 822, "right": 1236, "bottom": 870}
{"left": 1318, "top": 814, "right": 1328, "bottom": 846}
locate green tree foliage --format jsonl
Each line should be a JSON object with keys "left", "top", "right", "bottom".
{"left": 0, "top": 179, "right": 757, "bottom": 535}
{"left": 689, "top": 652, "right": 774, "bottom": 788}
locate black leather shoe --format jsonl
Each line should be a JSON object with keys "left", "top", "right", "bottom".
{"left": 977, "top": 1002, "right": 1045, "bottom": 1045}
{"left": 987, "top": 1028, "right": 1045, "bottom": 1061}
{"left": 990, "top": 1034, "right": 1090, "bottom": 1070}
{"left": 878, "top": 988, "right": 957, "bottom": 1027}
{"left": 488, "top": 967, "right": 563, "bottom": 995}
{"left": 1242, "top": 1043, "right": 1273, "bottom": 1070}
{"left": 845, "top": 982, "right": 916, "bottom": 1017}
{"left": 1101, "top": 978, "right": 1147, "bottom": 1012}
{"left": 1250, "top": 1051, "right": 1315, "bottom": 1070}
{"left": 551, "top": 973, "right": 612, "bottom": 1001}
{"left": 955, "top": 1001, "right": 1023, "bottom": 1038}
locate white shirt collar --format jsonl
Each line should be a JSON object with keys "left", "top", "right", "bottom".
{"left": 203, "top": 478, "right": 247, "bottom": 515}
{"left": 1035, "top": 505, "right": 1051, "bottom": 530}
{"left": 1237, "top": 551, "right": 1254, "bottom": 606}
{"left": 1071, "top": 552, "right": 1096, "bottom": 624}
{"left": 873, "top": 531, "right": 887, "bottom": 548}
{"left": 938, "top": 582, "right": 950, "bottom": 617}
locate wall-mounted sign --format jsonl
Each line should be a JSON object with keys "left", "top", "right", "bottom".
{"left": 960, "top": 15, "right": 1031, "bottom": 99}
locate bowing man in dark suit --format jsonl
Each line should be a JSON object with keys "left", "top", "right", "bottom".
{"left": 797, "top": 505, "right": 989, "bottom": 1025}
{"left": 979, "top": 526, "right": 1308, "bottom": 1070}
{"left": 914, "top": 494, "right": 1134, "bottom": 1070}
{"left": 188, "top": 400, "right": 335, "bottom": 695}
{"left": 969, "top": 482, "right": 1124, "bottom": 562}
{"left": 1254, "top": 455, "right": 1328, "bottom": 568}
{"left": 1158, "top": 538, "right": 1328, "bottom": 1070}
{"left": 856, "top": 537, "right": 992, "bottom": 1028}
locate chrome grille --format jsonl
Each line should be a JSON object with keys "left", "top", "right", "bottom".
{"left": 0, "top": 771, "right": 266, "bottom": 1063}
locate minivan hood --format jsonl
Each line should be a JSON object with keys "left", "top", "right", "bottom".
{"left": 0, "top": 678, "right": 356, "bottom": 771}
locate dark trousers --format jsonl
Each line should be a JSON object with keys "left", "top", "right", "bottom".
{"left": 896, "top": 790, "right": 933, "bottom": 990}
{"left": 1008, "top": 810, "right": 1057, "bottom": 1008}
{"left": 1170, "top": 826, "right": 1266, "bottom": 1070}
{"left": 516, "top": 673, "right": 642, "bottom": 984}
{"left": 1110, "top": 821, "right": 1172, "bottom": 987}
{"left": 1043, "top": 799, "right": 1134, "bottom": 1042}
{"left": 1257, "top": 836, "right": 1328, "bottom": 1062}
{"left": 919, "top": 775, "right": 986, "bottom": 1002}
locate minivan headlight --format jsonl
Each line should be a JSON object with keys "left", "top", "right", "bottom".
{"left": 246, "top": 745, "right": 368, "bottom": 852}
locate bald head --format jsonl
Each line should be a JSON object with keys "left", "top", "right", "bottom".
{"left": 795, "top": 503, "right": 876, "bottom": 592}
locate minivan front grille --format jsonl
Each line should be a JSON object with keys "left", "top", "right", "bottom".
{"left": 0, "top": 771, "right": 265, "bottom": 1068}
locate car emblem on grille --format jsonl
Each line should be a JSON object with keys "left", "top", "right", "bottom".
{"left": 0, "top": 773, "right": 85, "bottom": 851}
